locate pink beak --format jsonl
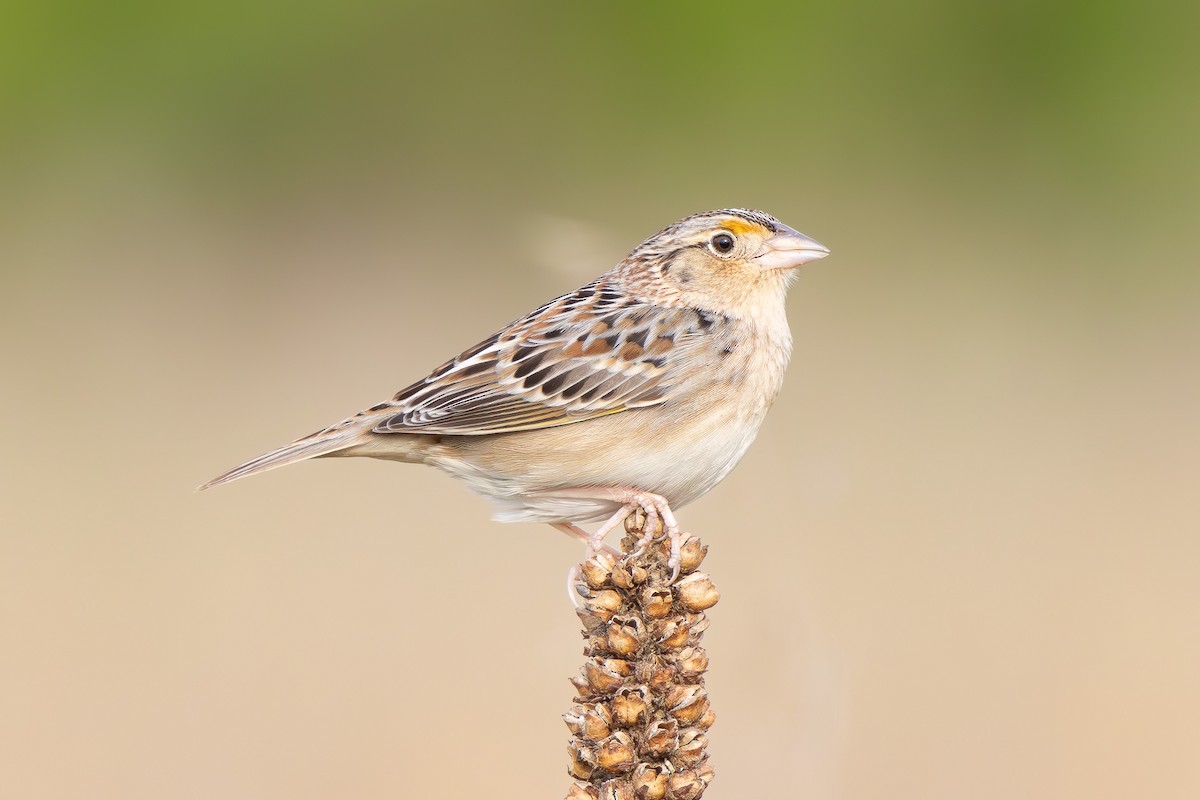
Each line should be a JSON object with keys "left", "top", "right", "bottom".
{"left": 754, "top": 225, "right": 830, "bottom": 270}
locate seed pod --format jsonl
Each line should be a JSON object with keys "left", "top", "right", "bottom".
{"left": 583, "top": 662, "right": 626, "bottom": 694}
{"left": 675, "top": 573, "right": 720, "bottom": 612}
{"left": 655, "top": 619, "right": 690, "bottom": 650}
{"left": 639, "top": 587, "right": 673, "bottom": 619}
{"left": 665, "top": 685, "right": 709, "bottom": 725}
{"left": 563, "top": 707, "right": 585, "bottom": 736}
{"left": 590, "top": 588, "right": 625, "bottom": 614}
{"left": 641, "top": 719, "right": 679, "bottom": 757}
{"left": 674, "top": 729, "right": 708, "bottom": 766}
{"left": 667, "top": 770, "right": 708, "bottom": 800}
{"left": 606, "top": 616, "right": 643, "bottom": 656}
{"left": 584, "top": 633, "right": 612, "bottom": 656}
{"left": 603, "top": 658, "right": 633, "bottom": 677}
{"left": 610, "top": 564, "right": 635, "bottom": 589}
{"left": 677, "top": 537, "right": 707, "bottom": 574}
{"left": 576, "top": 607, "right": 610, "bottom": 631}
{"left": 581, "top": 552, "right": 617, "bottom": 588}
{"left": 644, "top": 663, "right": 677, "bottom": 693}
{"left": 577, "top": 586, "right": 625, "bottom": 628}
{"left": 566, "top": 782, "right": 599, "bottom": 800}
{"left": 676, "top": 646, "right": 709, "bottom": 677}
{"left": 631, "top": 763, "right": 668, "bottom": 800}
{"left": 683, "top": 614, "right": 710, "bottom": 638}
{"left": 595, "top": 731, "right": 636, "bottom": 771}
{"left": 568, "top": 741, "right": 597, "bottom": 780}
{"left": 598, "top": 780, "right": 636, "bottom": 800}
{"left": 611, "top": 685, "right": 650, "bottom": 727}
{"left": 576, "top": 703, "right": 612, "bottom": 740}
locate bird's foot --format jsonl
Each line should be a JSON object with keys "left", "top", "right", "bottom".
{"left": 612, "top": 491, "right": 683, "bottom": 581}
{"left": 548, "top": 488, "right": 684, "bottom": 600}
{"left": 549, "top": 487, "right": 682, "bottom": 580}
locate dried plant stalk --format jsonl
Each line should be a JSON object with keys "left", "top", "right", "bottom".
{"left": 564, "top": 513, "right": 720, "bottom": 800}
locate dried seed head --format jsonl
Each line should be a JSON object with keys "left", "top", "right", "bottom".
{"left": 631, "top": 763, "right": 668, "bottom": 800}
{"left": 610, "top": 564, "right": 634, "bottom": 589}
{"left": 675, "top": 573, "right": 720, "bottom": 612}
{"left": 568, "top": 742, "right": 597, "bottom": 780}
{"left": 676, "top": 646, "right": 709, "bottom": 677}
{"left": 604, "top": 658, "right": 633, "bottom": 677}
{"left": 639, "top": 660, "right": 677, "bottom": 693}
{"left": 589, "top": 589, "right": 625, "bottom": 614}
{"left": 576, "top": 607, "right": 610, "bottom": 631}
{"left": 565, "top": 514, "right": 718, "bottom": 799}
{"left": 583, "top": 661, "right": 626, "bottom": 694}
{"left": 683, "top": 614, "right": 710, "bottom": 639}
{"left": 595, "top": 731, "right": 636, "bottom": 771}
{"left": 586, "top": 706, "right": 613, "bottom": 739}
{"left": 576, "top": 586, "right": 625, "bottom": 628}
{"left": 676, "top": 536, "right": 707, "bottom": 574}
{"left": 655, "top": 619, "right": 690, "bottom": 650}
{"left": 599, "top": 782, "right": 636, "bottom": 800}
{"left": 581, "top": 551, "right": 617, "bottom": 588}
{"left": 639, "top": 587, "right": 673, "bottom": 619}
{"left": 605, "top": 616, "right": 644, "bottom": 656}
{"left": 675, "top": 729, "right": 709, "bottom": 766}
{"left": 641, "top": 719, "right": 679, "bottom": 757}
{"left": 563, "top": 708, "right": 585, "bottom": 736}
{"left": 665, "top": 685, "right": 709, "bottom": 725}
{"left": 565, "top": 702, "right": 613, "bottom": 740}
{"left": 566, "top": 782, "right": 600, "bottom": 800}
{"left": 667, "top": 770, "right": 709, "bottom": 800}
{"left": 611, "top": 685, "right": 651, "bottom": 727}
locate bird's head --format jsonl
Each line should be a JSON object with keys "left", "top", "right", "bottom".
{"left": 620, "top": 208, "right": 829, "bottom": 322}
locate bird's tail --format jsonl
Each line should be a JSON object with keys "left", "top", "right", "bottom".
{"left": 198, "top": 429, "right": 360, "bottom": 491}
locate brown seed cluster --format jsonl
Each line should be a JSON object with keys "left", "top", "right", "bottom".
{"left": 565, "top": 516, "right": 720, "bottom": 800}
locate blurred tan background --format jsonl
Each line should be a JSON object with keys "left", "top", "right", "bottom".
{"left": 3, "top": 2, "right": 1198, "bottom": 798}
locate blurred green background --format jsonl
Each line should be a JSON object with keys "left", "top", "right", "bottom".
{"left": 3, "top": 2, "right": 1198, "bottom": 799}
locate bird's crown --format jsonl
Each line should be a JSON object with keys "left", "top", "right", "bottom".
{"left": 630, "top": 209, "right": 782, "bottom": 259}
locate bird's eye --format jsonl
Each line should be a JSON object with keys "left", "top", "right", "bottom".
{"left": 710, "top": 232, "right": 735, "bottom": 255}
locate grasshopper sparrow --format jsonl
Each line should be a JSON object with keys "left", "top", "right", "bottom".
{"left": 202, "top": 209, "right": 829, "bottom": 570}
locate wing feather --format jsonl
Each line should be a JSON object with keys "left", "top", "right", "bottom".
{"left": 372, "top": 281, "right": 707, "bottom": 435}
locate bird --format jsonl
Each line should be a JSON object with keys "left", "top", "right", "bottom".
{"left": 201, "top": 208, "right": 829, "bottom": 572}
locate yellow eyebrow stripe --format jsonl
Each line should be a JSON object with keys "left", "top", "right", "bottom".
{"left": 722, "top": 218, "right": 760, "bottom": 235}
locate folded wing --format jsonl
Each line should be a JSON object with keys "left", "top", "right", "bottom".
{"left": 374, "top": 281, "right": 707, "bottom": 436}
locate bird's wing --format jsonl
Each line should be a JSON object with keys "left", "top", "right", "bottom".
{"left": 371, "top": 281, "right": 712, "bottom": 436}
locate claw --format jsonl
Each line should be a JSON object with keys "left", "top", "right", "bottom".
{"left": 566, "top": 563, "right": 583, "bottom": 606}
{"left": 666, "top": 533, "right": 682, "bottom": 581}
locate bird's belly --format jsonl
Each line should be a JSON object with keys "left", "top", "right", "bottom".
{"left": 421, "top": 391, "right": 771, "bottom": 525}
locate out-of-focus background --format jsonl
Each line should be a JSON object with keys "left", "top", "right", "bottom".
{"left": 3, "top": 2, "right": 1198, "bottom": 798}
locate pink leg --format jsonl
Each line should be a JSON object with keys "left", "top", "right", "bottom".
{"left": 543, "top": 487, "right": 684, "bottom": 578}
{"left": 551, "top": 521, "right": 620, "bottom": 557}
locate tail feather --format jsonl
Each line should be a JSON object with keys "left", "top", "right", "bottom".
{"left": 198, "top": 432, "right": 358, "bottom": 491}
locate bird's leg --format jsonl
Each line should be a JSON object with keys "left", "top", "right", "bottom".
{"left": 550, "top": 521, "right": 620, "bottom": 558}
{"left": 543, "top": 487, "right": 683, "bottom": 579}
